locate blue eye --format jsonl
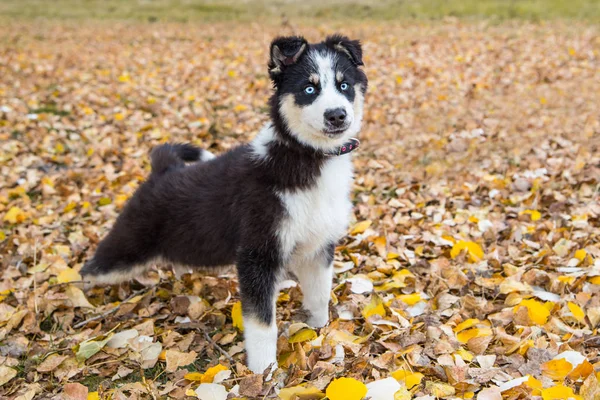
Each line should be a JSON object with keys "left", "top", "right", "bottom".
{"left": 304, "top": 86, "right": 315, "bottom": 95}
{"left": 340, "top": 82, "right": 349, "bottom": 91}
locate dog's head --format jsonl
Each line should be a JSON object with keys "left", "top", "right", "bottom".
{"left": 269, "top": 35, "right": 368, "bottom": 152}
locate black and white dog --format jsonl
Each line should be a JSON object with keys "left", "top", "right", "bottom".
{"left": 81, "top": 34, "right": 368, "bottom": 373}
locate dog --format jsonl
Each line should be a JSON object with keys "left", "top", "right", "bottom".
{"left": 81, "top": 34, "right": 368, "bottom": 373}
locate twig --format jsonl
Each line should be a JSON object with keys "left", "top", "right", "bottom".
{"left": 73, "top": 289, "right": 148, "bottom": 329}
{"left": 33, "top": 240, "right": 39, "bottom": 315}
{"left": 203, "top": 332, "right": 235, "bottom": 364}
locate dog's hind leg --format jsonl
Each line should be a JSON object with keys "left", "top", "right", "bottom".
{"left": 81, "top": 216, "right": 157, "bottom": 286}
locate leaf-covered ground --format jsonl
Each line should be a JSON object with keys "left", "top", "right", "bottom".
{"left": 1, "top": 20, "right": 599, "bottom": 400}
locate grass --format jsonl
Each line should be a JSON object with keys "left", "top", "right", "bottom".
{"left": 0, "top": 0, "right": 599, "bottom": 22}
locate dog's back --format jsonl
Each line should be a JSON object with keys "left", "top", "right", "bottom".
{"left": 80, "top": 144, "right": 252, "bottom": 284}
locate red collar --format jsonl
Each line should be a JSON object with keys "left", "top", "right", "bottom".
{"left": 325, "top": 138, "right": 360, "bottom": 156}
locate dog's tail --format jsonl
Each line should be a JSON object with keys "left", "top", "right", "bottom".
{"left": 150, "top": 143, "right": 215, "bottom": 175}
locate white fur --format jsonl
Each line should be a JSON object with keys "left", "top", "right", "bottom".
{"left": 278, "top": 50, "right": 364, "bottom": 152}
{"left": 276, "top": 155, "right": 353, "bottom": 328}
{"left": 200, "top": 150, "right": 216, "bottom": 162}
{"left": 276, "top": 154, "right": 353, "bottom": 261}
{"left": 289, "top": 252, "right": 334, "bottom": 327}
{"left": 84, "top": 264, "right": 150, "bottom": 287}
{"left": 243, "top": 315, "right": 278, "bottom": 373}
{"left": 250, "top": 124, "right": 276, "bottom": 159}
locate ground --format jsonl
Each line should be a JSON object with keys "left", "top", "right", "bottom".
{"left": 1, "top": 7, "right": 600, "bottom": 400}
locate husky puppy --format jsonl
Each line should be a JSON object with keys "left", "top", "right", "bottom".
{"left": 81, "top": 34, "right": 368, "bottom": 373}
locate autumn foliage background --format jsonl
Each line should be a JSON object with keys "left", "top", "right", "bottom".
{"left": 1, "top": 1, "right": 600, "bottom": 399}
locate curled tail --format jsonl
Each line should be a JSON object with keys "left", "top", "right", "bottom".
{"left": 150, "top": 143, "right": 214, "bottom": 175}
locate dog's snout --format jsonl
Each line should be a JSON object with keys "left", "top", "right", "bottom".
{"left": 324, "top": 108, "right": 347, "bottom": 127}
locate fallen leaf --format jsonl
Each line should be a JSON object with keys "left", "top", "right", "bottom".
{"left": 0, "top": 366, "right": 17, "bottom": 386}
{"left": 195, "top": 383, "right": 228, "bottom": 400}
{"left": 63, "top": 383, "right": 88, "bottom": 400}
{"left": 201, "top": 364, "right": 229, "bottom": 383}
{"left": 351, "top": 220, "right": 372, "bottom": 235}
{"left": 57, "top": 268, "right": 82, "bottom": 284}
{"left": 165, "top": 350, "right": 197, "bottom": 373}
{"left": 232, "top": 301, "right": 244, "bottom": 332}
{"left": 278, "top": 384, "right": 325, "bottom": 400}
{"left": 450, "top": 240, "right": 484, "bottom": 262}
{"left": 326, "top": 377, "right": 367, "bottom": 400}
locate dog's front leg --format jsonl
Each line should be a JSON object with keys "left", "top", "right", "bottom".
{"left": 294, "top": 243, "right": 335, "bottom": 328}
{"left": 236, "top": 247, "right": 280, "bottom": 373}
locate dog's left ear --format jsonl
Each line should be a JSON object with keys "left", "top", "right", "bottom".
{"left": 325, "top": 34, "right": 364, "bottom": 66}
{"left": 269, "top": 36, "right": 308, "bottom": 76}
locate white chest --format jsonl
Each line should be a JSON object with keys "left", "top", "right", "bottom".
{"left": 276, "top": 155, "right": 354, "bottom": 261}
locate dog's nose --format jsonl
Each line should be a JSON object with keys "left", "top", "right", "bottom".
{"left": 324, "top": 108, "right": 347, "bottom": 127}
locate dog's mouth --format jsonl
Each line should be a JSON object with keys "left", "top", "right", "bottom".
{"left": 323, "top": 127, "right": 348, "bottom": 137}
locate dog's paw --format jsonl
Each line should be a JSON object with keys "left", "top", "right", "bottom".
{"left": 307, "top": 314, "right": 329, "bottom": 329}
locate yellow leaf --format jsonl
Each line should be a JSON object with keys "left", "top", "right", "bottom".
{"left": 450, "top": 240, "right": 484, "bottom": 262}
{"left": 455, "top": 348, "right": 474, "bottom": 362}
{"left": 115, "top": 194, "right": 129, "bottom": 208}
{"left": 395, "top": 76, "right": 403, "bottom": 84}
{"left": 540, "top": 97, "right": 547, "bottom": 105}
{"left": 0, "top": 289, "right": 12, "bottom": 302}
{"left": 541, "top": 385, "right": 582, "bottom": 400}
{"left": 87, "top": 393, "right": 99, "bottom": 400}
{"left": 387, "top": 252, "right": 399, "bottom": 260}
{"left": 514, "top": 299, "right": 551, "bottom": 325}
{"left": 567, "top": 302, "right": 585, "bottom": 323}
{"left": 0, "top": 231, "right": 5, "bottom": 242}
{"left": 568, "top": 359, "right": 593, "bottom": 380}
{"left": 3, "top": 207, "right": 27, "bottom": 224}
{"left": 391, "top": 369, "right": 424, "bottom": 389}
{"left": 372, "top": 236, "right": 387, "bottom": 258}
{"left": 589, "top": 276, "right": 600, "bottom": 285}
{"left": 63, "top": 202, "right": 77, "bottom": 213}
{"left": 118, "top": 74, "right": 130, "bottom": 82}
{"left": 541, "top": 359, "right": 573, "bottom": 381}
{"left": 574, "top": 249, "right": 587, "bottom": 262}
{"left": 351, "top": 220, "right": 372, "bottom": 235}
{"left": 426, "top": 381, "right": 456, "bottom": 397}
{"left": 394, "top": 386, "right": 411, "bottom": 400}
{"left": 227, "top": 70, "right": 237, "bottom": 77}
{"left": 201, "top": 364, "right": 228, "bottom": 383}
{"left": 362, "top": 294, "right": 386, "bottom": 319}
{"left": 326, "top": 377, "right": 367, "bottom": 400}
{"left": 98, "top": 197, "right": 112, "bottom": 206}
{"left": 397, "top": 293, "right": 421, "bottom": 306}
{"left": 57, "top": 268, "right": 82, "bottom": 284}
{"left": 158, "top": 349, "right": 167, "bottom": 361}
{"left": 233, "top": 104, "right": 248, "bottom": 112}
{"left": 55, "top": 143, "right": 65, "bottom": 153}
{"left": 184, "top": 371, "right": 204, "bottom": 381}
{"left": 289, "top": 328, "right": 317, "bottom": 343}
{"left": 456, "top": 328, "right": 492, "bottom": 344}
{"left": 454, "top": 318, "right": 480, "bottom": 333}
{"left": 8, "top": 187, "right": 26, "bottom": 198}
{"left": 463, "top": 392, "right": 475, "bottom": 399}
{"left": 520, "top": 209, "right": 541, "bottom": 221}
{"left": 525, "top": 375, "right": 543, "bottom": 390}
{"left": 559, "top": 276, "right": 576, "bottom": 284}
{"left": 278, "top": 384, "right": 325, "bottom": 400}
{"left": 232, "top": 301, "right": 244, "bottom": 331}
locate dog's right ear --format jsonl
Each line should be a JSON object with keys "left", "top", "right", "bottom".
{"left": 268, "top": 36, "right": 308, "bottom": 78}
